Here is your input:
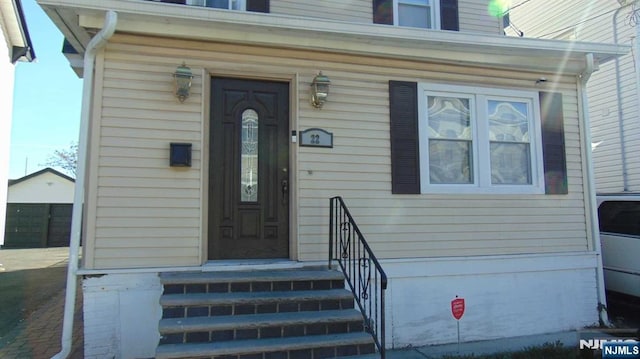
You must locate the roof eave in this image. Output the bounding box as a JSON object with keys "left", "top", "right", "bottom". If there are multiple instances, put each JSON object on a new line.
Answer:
{"left": 38, "top": 0, "right": 629, "bottom": 74}
{"left": 9, "top": 167, "right": 75, "bottom": 186}
{"left": 2, "top": 0, "right": 36, "bottom": 63}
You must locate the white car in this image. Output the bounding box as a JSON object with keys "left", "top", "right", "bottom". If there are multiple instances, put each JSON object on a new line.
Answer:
{"left": 597, "top": 194, "right": 640, "bottom": 298}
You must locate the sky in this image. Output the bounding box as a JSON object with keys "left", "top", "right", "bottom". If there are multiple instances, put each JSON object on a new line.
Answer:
{"left": 9, "top": 0, "right": 83, "bottom": 179}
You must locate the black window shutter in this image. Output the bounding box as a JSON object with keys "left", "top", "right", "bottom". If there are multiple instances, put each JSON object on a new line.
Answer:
{"left": 373, "top": 0, "right": 393, "bottom": 25}
{"left": 389, "top": 81, "right": 421, "bottom": 194}
{"left": 540, "top": 92, "right": 568, "bottom": 194}
{"left": 440, "top": 0, "right": 459, "bottom": 31}
{"left": 247, "top": 0, "right": 269, "bottom": 13}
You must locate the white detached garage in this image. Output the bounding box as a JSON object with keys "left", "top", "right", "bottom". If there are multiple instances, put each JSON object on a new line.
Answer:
{"left": 4, "top": 168, "right": 75, "bottom": 248}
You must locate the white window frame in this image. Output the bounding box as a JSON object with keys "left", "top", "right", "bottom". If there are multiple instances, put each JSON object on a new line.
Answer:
{"left": 186, "top": 0, "right": 246, "bottom": 11}
{"left": 393, "top": 0, "right": 440, "bottom": 29}
{"left": 418, "top": 83, "right": 545, "bottom": 194}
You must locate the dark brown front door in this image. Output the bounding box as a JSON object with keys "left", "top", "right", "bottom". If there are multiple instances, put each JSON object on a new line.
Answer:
{"left": 209, "top": 78, "right": 289, "bottom": 259}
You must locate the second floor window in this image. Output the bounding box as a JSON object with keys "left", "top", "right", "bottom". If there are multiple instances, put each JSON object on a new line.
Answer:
{"left": 186, "top": 0, "right": 245, "bottom": 10}
{"left": 374, "top": 0, "right": 458, "bottom": 31}
{"left": 396, "top": 0, "right": 437, "bottom": 29}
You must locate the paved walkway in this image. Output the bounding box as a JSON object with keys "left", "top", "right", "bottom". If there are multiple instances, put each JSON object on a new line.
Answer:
{"left": 0, "top": 248, "right": 83, "bottom": 359}
{"left": 0, "top": 285, "right": 84, "bottom": 359}
{"left": 0, "top": 248, "right": 71, "bottom": 272}
{"left": 389, "top": 331, "right": 578, "bottom": 358}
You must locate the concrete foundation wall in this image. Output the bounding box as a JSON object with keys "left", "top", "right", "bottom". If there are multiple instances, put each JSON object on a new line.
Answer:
{"left": 82, "top": 273, "right": 162, "bottom": 359}
{"left": 80, "top": 252, "right": 601, "bottom": 355}
{"left": 384, "top": 252, "right": 600, "bottom": 348}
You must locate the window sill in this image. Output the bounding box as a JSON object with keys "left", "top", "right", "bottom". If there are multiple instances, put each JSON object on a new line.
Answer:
{"left": 421, "top": 184, "right": 545, "bottom": 195}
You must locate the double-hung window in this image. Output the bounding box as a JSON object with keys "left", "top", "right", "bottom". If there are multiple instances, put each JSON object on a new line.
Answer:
{"left": 418, "top": 83, "right": 544, "bottom": 194}
{"left": 186, "top": 0, "right": 245, "bottom": 10}
{"left": 395, "top": 0, "right": 438, "bottom": 29}
{"left": 374, "top": 0, "right": 458, "bottom": 31}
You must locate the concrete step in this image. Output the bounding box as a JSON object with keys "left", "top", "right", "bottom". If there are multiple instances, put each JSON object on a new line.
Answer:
{"left": 160, "top": 288, "right": 356, "bottom": 320}
{"left": 160, "top": 309, "right": 364, "bottom": 334}
{"left": 161, "top": 288, "right": 354, "bottom": 307}
{"left": 160, "top": 268, "right": 344, "bottom": 285}
{"left": 340, "top": 354, "right": 381, "bottom": 359}
{"left": 161, "top": 268, "right": 347, "bottom": 296}
{"left": 155, "top": 332, "right": 376, "bottom": 359}
{"left": 156, "top": 269, "right": 378, "bottom": 358}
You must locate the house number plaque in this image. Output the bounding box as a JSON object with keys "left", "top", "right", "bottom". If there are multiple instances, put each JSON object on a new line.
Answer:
{"left": 300, "top": 128, "right": 333, "bottom": 148}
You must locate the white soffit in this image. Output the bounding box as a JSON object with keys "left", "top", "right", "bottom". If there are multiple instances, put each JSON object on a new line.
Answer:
{"left": 39, "top": 0, "right": 629, "bottom": 74}
{"left": 0, "top": 0, "right": 26, "bottom": 49}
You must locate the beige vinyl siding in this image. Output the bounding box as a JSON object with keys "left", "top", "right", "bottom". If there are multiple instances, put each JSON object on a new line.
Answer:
{"left": 589, "top": 54, "right": 636, "bottom": 192}
{"left": 509, "top": 0, "right": 640, "bottom": 192}
{"left": 588, "top": 60, "right": 623, "bottom": 182}
{"left": 459, "top": 0, "right": 502, "bottom": 35}
{"left": 85, "top": 34, "right": 588, "bottom": 268}
{"left": 506, "top": 1, "right": 583, "bottom": 39}
{"left": 271, "top": 0, "right": 501, "bottom": 34}
{"left": 271, "top": 0, "right": 371, "bottom": 23}
{"left": 613, "top": 34, "right": 640, "bottom": 191}
{"left": 86, "top": 51, "right": 205, "bottom": 269}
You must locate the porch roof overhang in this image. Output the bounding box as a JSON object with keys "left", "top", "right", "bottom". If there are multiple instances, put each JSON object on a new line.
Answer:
{"left": 1, "top": 0, "right": 35, "bottom": 63}
{"left": 38, "top": 0, "right": 629, "bottom": 75}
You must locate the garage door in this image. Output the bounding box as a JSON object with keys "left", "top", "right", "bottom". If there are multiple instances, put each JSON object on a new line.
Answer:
{"left": 3, "top": 203, "right": 73, "bottom": 248}
{"left": 47, "top": 204, "right": 73, "bottom": 247}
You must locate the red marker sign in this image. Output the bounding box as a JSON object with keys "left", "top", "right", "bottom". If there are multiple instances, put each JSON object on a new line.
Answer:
{"left": 451, "top": 297, "right": 465, "bottom": 320}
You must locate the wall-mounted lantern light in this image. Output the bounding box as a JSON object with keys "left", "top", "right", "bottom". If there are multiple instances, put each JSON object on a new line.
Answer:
{"left": 310, "top": 72, "right": 331, "bottom": 109}
{"left": 173, "top": 63, "right": 194, "bottom": 103}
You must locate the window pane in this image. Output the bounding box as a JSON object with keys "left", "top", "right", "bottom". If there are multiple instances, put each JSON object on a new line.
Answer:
{"left": 398, "top": 4, "right": 431, "bottom": 28}
{"left": 488, "top": 100, "right": 532, "bottom": 185}
{"left": 488, "top": 100, "right": 529, "bottom": 142}
{"left": 427, "top": 95, "right": 473, "bottom": 184}
{"left": 205, "top": 0, "right": 229, "bottom": 8}
{"left": 241, "top": 109, "right": 258, "bottom": 202}
{"left": 490, "top": 142, "right": 531, "bottom": 184}
{"left": 429, "top": 140, "right": 473, "bottom": 184}
{"left": 428, "top": 96, "right": 471, "bottom": 139}
{"left": 399, "top": 0, "right": 430, "bottom": 5}
{"left": 187, "top": 0, "right": 237, "bottom": 9}
{"left": 599, "top": 201, "right": 640, "bottom": 236}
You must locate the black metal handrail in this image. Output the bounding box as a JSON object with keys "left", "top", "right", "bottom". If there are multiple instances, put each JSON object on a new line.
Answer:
{"left": 329, "top": 196, "right": 387, "bottom": 359}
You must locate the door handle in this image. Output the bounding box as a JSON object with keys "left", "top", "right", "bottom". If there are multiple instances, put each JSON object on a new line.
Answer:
{"left": 281, "top": 179, "right": 289, "bottom": 203}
